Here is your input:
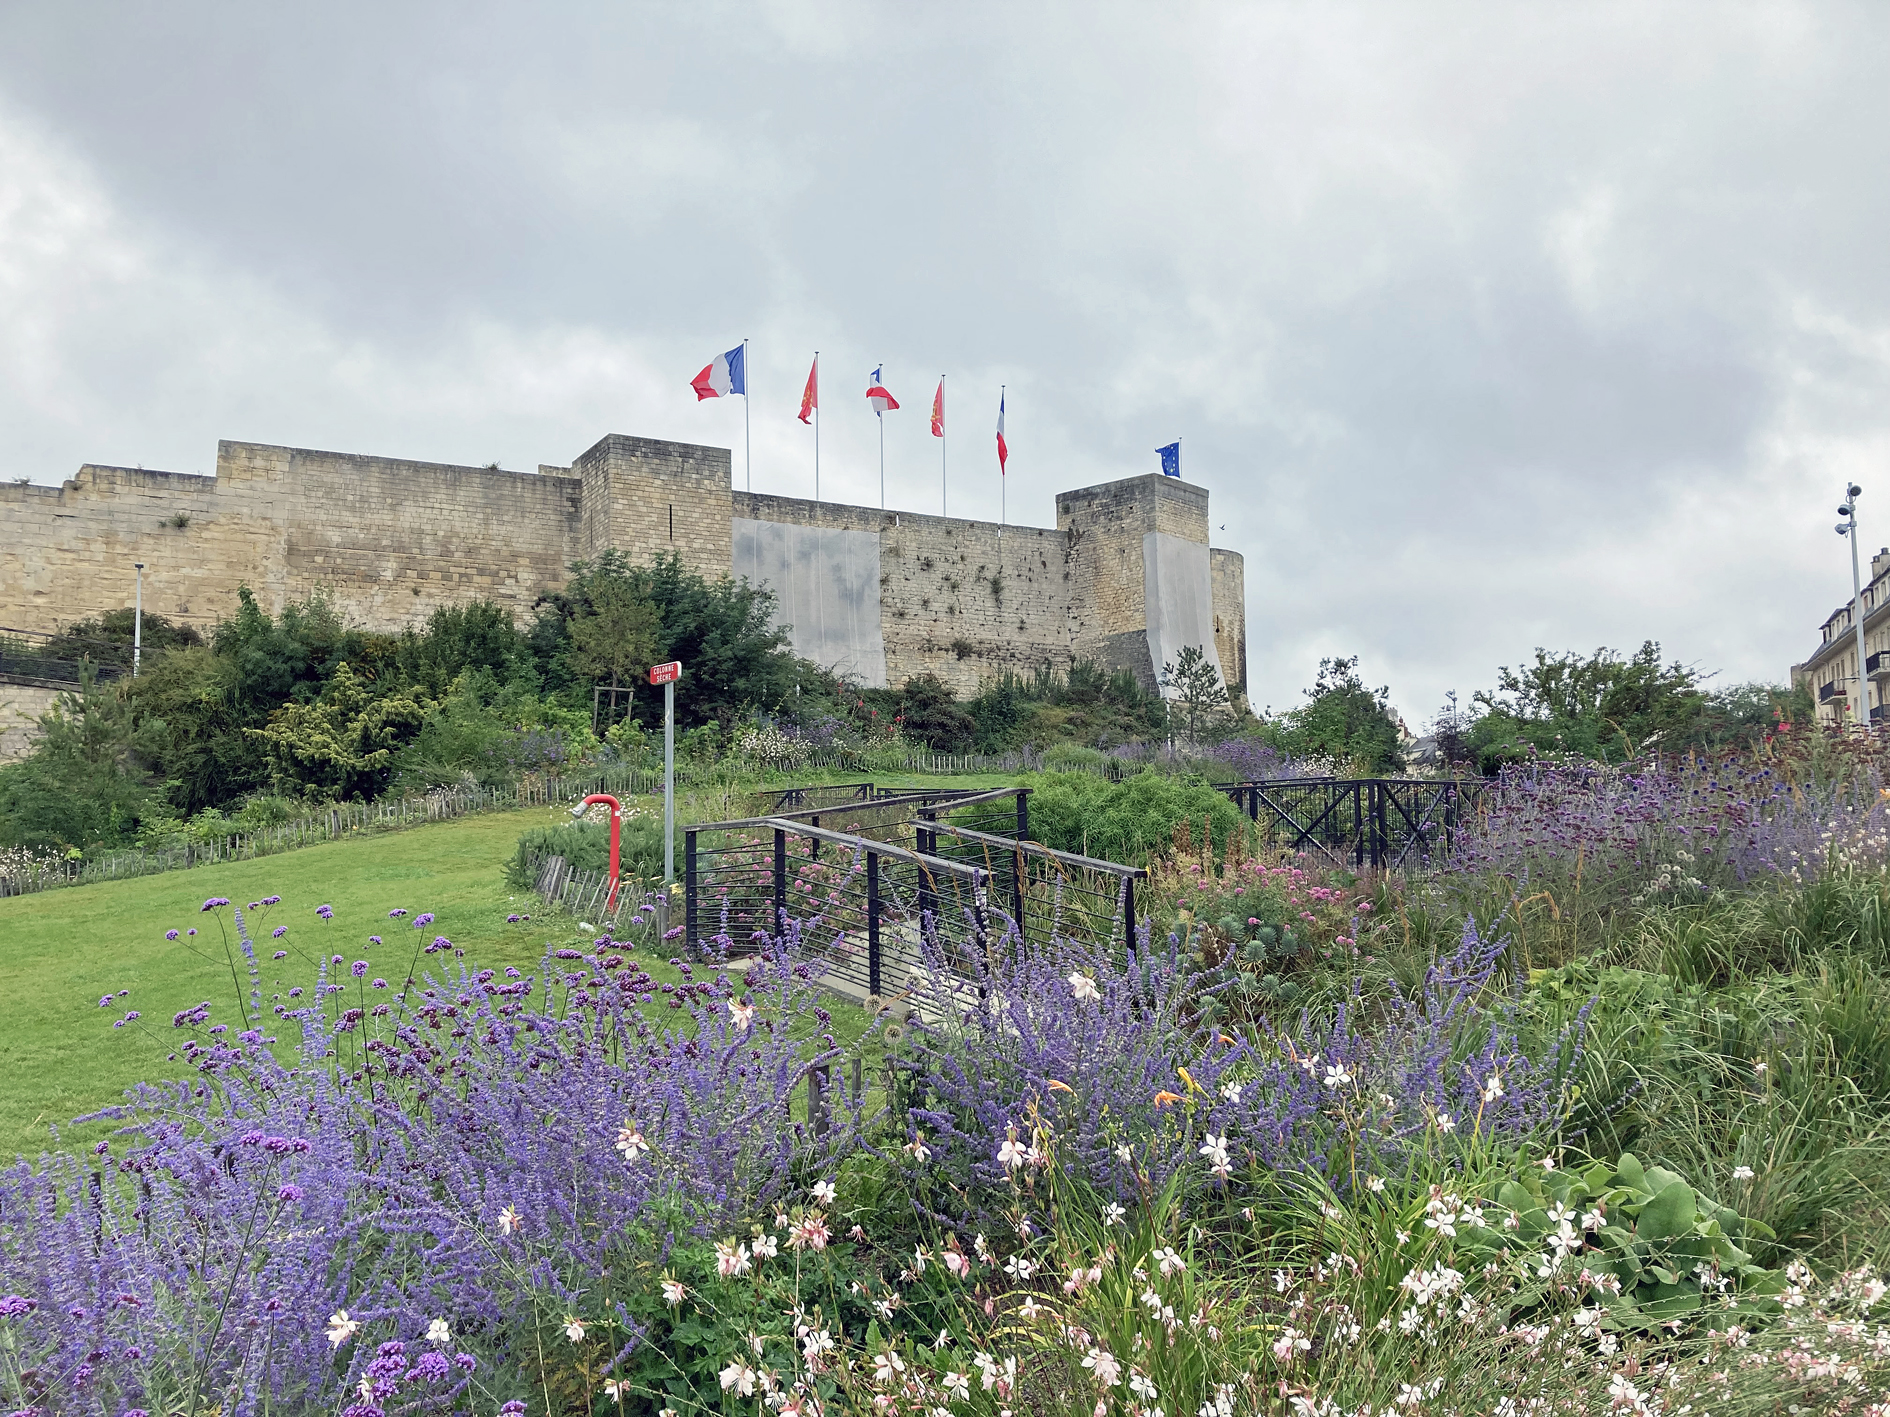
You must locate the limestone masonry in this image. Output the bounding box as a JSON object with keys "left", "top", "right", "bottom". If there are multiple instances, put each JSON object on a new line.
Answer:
{"left": 3, "top": 433, "right": 1246, "bottom": 702}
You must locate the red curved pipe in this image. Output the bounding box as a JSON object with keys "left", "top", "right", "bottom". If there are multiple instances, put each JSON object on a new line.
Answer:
{"left": 578, "top": 793, "right": 623, "bottom": 915}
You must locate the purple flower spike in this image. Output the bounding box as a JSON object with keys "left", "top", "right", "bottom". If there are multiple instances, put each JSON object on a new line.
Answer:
{"left": 164, "top": 929, "right": 179, "bottom": 941}
{"left": 276, "top": 1184, "right": 305, "bottom": 1203}
{"left": 316, "top": 904, "right": 334, "bottom": 920}
{"left": 97, "top": 995, "right": 114, "bottom": 1008}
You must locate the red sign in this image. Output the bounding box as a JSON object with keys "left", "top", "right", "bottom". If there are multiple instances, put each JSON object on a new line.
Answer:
{"left": 648, "top": 661, "right": 683, "bottom": 686}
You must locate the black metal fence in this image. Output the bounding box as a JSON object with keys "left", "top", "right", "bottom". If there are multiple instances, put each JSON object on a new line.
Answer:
{"left": 1224, "top": 777, "right": 1482, "bottom": 869}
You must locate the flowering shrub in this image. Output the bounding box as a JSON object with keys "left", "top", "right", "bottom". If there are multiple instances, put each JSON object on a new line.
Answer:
{"left": 0, "top": 899, "right": 844, "bottom": 1414}
{"left": 735, "top": 721, "right": 815, "bottom": 771}
{"left": 903, "top": 916, "right": 1577, "bottom": 1223}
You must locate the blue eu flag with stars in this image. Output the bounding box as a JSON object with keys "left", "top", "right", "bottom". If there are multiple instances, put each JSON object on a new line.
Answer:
{"left": 1157, "top": 442, "right": 1181, "bottom": 478}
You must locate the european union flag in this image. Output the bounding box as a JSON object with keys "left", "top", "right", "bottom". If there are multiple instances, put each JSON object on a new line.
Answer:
{"left": 1157, "top": 441, "right": 1181, "bottom": 478}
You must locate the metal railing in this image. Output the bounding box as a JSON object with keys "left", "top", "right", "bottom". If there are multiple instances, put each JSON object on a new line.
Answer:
{"left": 1224, "top": 777, "right": 1482, "bottom": 870}
{"left": 917, "top": 818, "right": 1145, "bottom": 951}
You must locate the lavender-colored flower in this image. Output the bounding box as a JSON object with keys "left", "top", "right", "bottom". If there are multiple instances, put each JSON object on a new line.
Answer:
{"left": 164, "top": 930, "right": 179, "bottom": 941}
{"left": 276, "top": 1184, "right": 305, "bottom": 1203}
{"left": 372, "top": 979, "right": 388, "bottom": 990}
{"left": 388, "top": 909, "right": 408, "bottom": 918}
{"left": 272, "top": 926, "right": 287, "bottom": 938}
{"left": 351, "top": 961, "right": 369, "bottom": 978}
{"left": 413, "top": 912, "right": 435, "bottom": 928}
{"left": 263, "top": 895, "right": 281, "bottom": 905}
{"left": 187, "top": 927, "right": 196, "bottom": 936}
{"left": 201, "top": 898, "right": 230, "bottom": 911}
{"left": 368, "top": 935, "right": 382, "bottom": 945}
{"left": 273, "top": 950, "right": 288, "bottom": 960}
{"left": 316, "top": 904, "right": 334, "bottom": 920}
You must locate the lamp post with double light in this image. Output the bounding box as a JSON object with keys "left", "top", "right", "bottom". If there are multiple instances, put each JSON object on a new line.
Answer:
{"left": 1837, "top": 483, "right": 1870, "bottom": 726}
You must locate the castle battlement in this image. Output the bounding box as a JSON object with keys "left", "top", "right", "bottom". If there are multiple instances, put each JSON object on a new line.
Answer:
{"left": 2, "top": 434, "right": 1245, "bottom": 700}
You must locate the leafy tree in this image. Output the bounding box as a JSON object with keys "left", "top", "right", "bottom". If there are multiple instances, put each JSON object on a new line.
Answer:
{"left": 895, "top": 674, "right": 976, "bottom": 752}
{"left": 248, "top": 662, "right": 432, "bottom": 800}
{"left": 125, "top": 646, "right": 270, "bottom": 814}
{"left": 1469, "top": 642, "right": 1706, "bottom": 769}
{"left": 395, "top": 601, "right": 528, "bottom": 697}
{"left": 0, "top": 667, "right": 163, "bottom": 849}
{"left": 566, "top": 580, "right": 661, "bottom": 729}
{"left": 1267, "top": 656, "right": 1405, "bottom": 775}
{"left": 39, "top": 608, "right": 203, "bottom": 669}
{"left": 1160, "top": 644, "right": 1231, "bottom": 742}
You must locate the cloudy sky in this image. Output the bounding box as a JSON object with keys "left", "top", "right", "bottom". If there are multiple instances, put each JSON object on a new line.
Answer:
{"left": 3, "top": 2, "right": 1887, "bottom": 723}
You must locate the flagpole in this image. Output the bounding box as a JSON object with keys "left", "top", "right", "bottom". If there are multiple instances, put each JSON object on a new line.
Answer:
{"left": 1000, "top": 384, "right": 1006, "bottom": 532}
{"left": 879, "top": 413, "right": 885, "bottom": 510}
{"left": 744, "top": 337, "right": 751, "bottom": 493}
{"left": 941, "top": 374, "right": 947, "bottom": 517}
{"left": 813, "top": 351, "right": 820, "bottom": 505}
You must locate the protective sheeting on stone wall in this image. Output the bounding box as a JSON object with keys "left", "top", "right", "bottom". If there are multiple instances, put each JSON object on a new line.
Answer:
{"left": 1142, "top": 531, "right": 1226, "bottom": 693}
{"left": 732, "top": 517, "right": 888, "bottom": 688}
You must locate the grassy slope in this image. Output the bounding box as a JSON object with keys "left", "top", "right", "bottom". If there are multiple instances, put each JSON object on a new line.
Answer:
{"left": 0, "top": 771, "right": 1003, "bottom": 1161}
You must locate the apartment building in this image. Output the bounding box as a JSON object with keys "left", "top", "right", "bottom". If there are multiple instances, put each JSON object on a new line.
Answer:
{"left": 1792, "top": 546, "right": 1890, "bottom": 724}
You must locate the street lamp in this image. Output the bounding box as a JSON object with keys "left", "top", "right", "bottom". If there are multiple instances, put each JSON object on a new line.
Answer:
{"left": 133, "top": 562, "right": 145, "bottom": 677}
{"left": 1836, "top": 484, "right": 1869, "bottom": 726}
{"left": 569, "top": 794, "right": 624, "bottom": 915}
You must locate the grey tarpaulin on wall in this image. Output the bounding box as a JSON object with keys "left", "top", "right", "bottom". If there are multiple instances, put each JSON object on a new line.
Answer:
{"left": 732, "top": 517, "right": 889, "bottom": 688}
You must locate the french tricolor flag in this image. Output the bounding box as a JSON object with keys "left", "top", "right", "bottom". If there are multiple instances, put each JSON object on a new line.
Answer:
{"left": 691, "top": 344, "right": 747, "bottom": 401}
{"left": 866, "top": 367, "right": 899, "bottom": 415}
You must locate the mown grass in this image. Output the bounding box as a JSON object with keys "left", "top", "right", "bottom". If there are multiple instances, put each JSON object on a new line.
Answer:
{"left": 0, "top": 771, "right": 1002, "bottom": 1161}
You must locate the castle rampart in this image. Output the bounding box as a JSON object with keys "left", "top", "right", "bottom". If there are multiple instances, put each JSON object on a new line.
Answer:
{"left": 3, "top": 432, "right": 1246, "bottom": 714}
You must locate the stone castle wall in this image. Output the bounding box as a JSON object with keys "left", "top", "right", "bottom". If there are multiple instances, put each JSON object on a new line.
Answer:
{"left": 4, "top": 433, "right": 1247, "bottom": 733}
{"left": 0, "top": 441, "right": 580, "bottom": 636}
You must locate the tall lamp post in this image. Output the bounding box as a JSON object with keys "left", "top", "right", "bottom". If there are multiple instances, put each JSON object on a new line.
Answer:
{"left": 1838, "top": 483, "right": 1869, "bottom": 725}
{"left": 133, "top": 562, "right": 144, "bottom": 677}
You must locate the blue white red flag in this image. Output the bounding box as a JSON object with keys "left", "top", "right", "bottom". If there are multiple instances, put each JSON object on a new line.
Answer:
{"left": 691, "top": 344, "right": 747, "bottom": 401}
{"left": 996, "top": 391, "right": 1008, "bottom": 473}
{"left": 1157, "top": 441, "right": 1181, "bottom": 478}
{"left": 866, "top": 367, "right": 900, "bottom": 415}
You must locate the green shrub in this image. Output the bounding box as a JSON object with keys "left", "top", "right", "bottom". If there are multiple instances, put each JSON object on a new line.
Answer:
{"left": 1040, "top": 742, "right": 1111, "bottom": 770}
{"left": 1016, "top": 768, "right": 1245, "bottom": 867}
{"left": 503, "top": 814, "right": 672, "bottom": 892}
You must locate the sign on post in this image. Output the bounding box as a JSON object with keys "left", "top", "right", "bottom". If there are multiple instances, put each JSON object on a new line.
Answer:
{"left": 649, "top": 661, "right": 683, "bottom": 891}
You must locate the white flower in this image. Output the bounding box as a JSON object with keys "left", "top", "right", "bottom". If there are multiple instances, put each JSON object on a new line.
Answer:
{"left": 1271, "top": 1325, "right": 1311, "bottom": 1364}
{"left": 716, "top": 1239, "right": 751, "bottom": 1277}
{"left": 1019, "top": 1295, "right": 1044, "bottom": 1320}
{"left": 496, "top": 1205, "right": 523, "bottom": 1235}
{"left": 1154, "top": 1246, "right": 1186, "bottom": 1278}
{"left": 1732, "top": 1165, "right": 1756, "bottom": 1181}
{"left": 1081, "top": 1347, "right": 1123, "bottom": 1386}
{"left": 1198, "top": 1133, "right": 1232, "bottom": 1178}
{"left": 997, "top": 1131, "right": 1029, "bottom": 1171}
{"left": 874, "top": 1349, "right": 907, "bottom": 1384}
{"left": 1219, "top": 1081, "right": 1243, "bottom": 1102}
{"left": 326, "top": 1309, "right": 360, "bottom": 1348}
{"left": 904, "top": 1132, "right": 932, "bottom": 1162}
{"left": 1115, "top": 1143, "right": 1134, "bottom": 1163}
{"left": 943, "top": 1371, "right": 972, "bottom": 1400}
{"left": 660, "top": 1277, "right": 687, "bottom": 1306}
{"left": 1581, "top": 1207, "right": 1606, "bottom": 1232}
{"left": 1480, "top": 1073, "right": 1505, "bottom": 1103}
{"left": 1366, "top": 1175, "right": 1386, "bottom": 1193}
{"left": 425, "top": 1316, "right": 451, "bottom": 1346}
{"left": 728, "top": 997, "right": 756, "bottom": 1030}
{"left": 752, "top": 1233, "right": 778, "bottom": 1259}
{"left": 943, "top": 1247, "right": 972, "bottom": 1278}
{"left": 913, "top": 1246, "right": 932, "bottom": 1274}
{"left": 721, "top": 1361, "right": 758, "bottom": 1396}
{"left": 603, "top": 1378, "right": 629, "bottom": 1399}
{"left": 1434, "top": 1111, "right": 1457, "bottom": 1134}
{"left": 812, "top": 1179, "right": 838, "bottom": 1205}
{"left": 615, "top": 1125, "right": 650, "bottom": 1160}
{"left": 564, "top": 1314, "right": 588, "bottom": 1343}
{"left": 1069, "top": 972, "right": 1101, "bottom": 1002}
{"left": 1322, "top": 1061, "right": 1354, "bottom": 1090}
{"left": 1129, "top": 1372, "right": 1159, "bottom": 1402}
{"left": 1103, "top": 1202, "right": 1127, "bottom": 1226}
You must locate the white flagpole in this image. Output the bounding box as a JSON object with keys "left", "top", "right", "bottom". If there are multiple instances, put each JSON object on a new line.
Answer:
{"left": 1000, "top": 384, "right": 1006, "bottom": 531}
{"left": 743, "top": 337, "right": 751, "bottom": 493}
{"left": 813, "top": 351, "right": 820, "bottom": 505}
{"left": 879, "top": 365, "right": 886, "bottom": 510}
{"left": 941, "top": 374, "right": 947, "bottom": 517}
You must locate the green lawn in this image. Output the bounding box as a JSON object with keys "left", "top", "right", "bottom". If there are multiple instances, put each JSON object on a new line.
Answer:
{"left": 0, "top": 772, "right": 1006, "bottom": 1161}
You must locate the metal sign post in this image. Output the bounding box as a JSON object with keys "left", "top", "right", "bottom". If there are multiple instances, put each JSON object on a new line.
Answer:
{"left": 650, "top": 661, "right": 683, "bottom": 888}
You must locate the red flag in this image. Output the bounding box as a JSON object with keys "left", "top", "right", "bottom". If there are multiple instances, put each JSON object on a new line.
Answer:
{"left": 798, "top": 355, "right": 818, "bottom": 425}
{"left": 995, "top": 389, "right": 1008, "bottom": 473}
{"left": 930, "top": 380, "right": 944, "bottom": 438}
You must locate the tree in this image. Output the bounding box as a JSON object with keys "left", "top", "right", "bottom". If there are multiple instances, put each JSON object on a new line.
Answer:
{"left": 0, "top": 666, "right": 164, "bottom": 849}
{"left": 1160, "top": 644, "right": 1230, "bottom": 742}
{"left": 396, "top": 600, "right": 528, "bottom": 697}
{"left": 39, "top": 609, "right": 203, "bottom": 669}
{"left": 1469, "top": 642, "right": 1706, "bottom": 769}
{"left": 565, "top": 580, "right": 661, "bottom": 730}
{"left": 1271, "top": 656, "right": 1404, "bottom": 775}
{"left": 248, "top": 662, "right": 432, "bottom": 801}
{"left": 896, "top": 674, "right": 976, "bottom": 752}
